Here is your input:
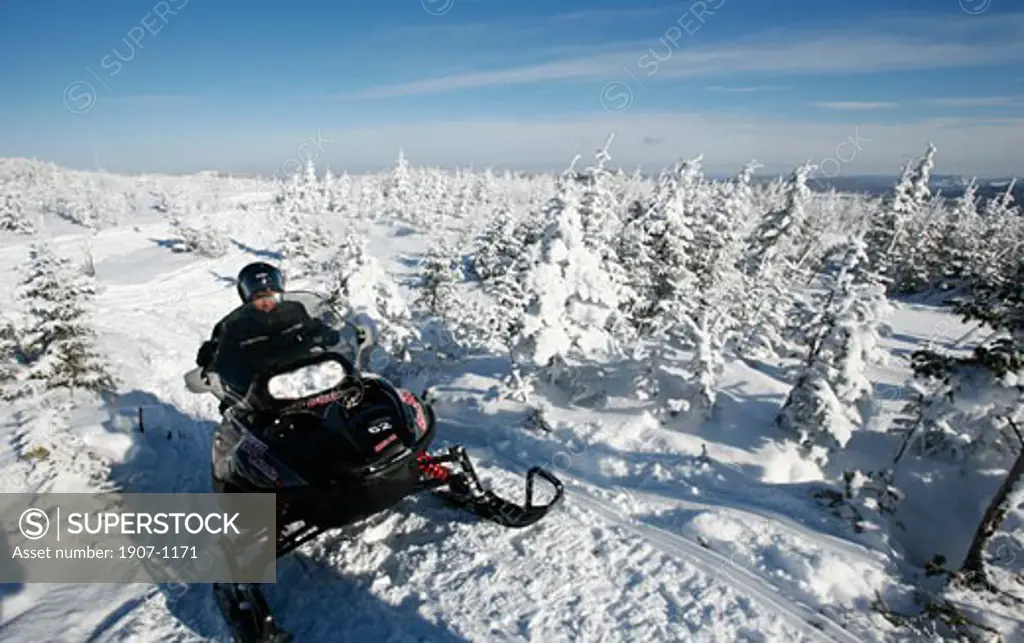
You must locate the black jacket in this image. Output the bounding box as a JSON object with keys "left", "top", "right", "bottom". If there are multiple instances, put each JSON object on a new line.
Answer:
{"left": 196, "top": 300, "right": 340, "bottom": 376}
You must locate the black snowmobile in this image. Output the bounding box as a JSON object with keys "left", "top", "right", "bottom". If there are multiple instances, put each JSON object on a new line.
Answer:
{"left": 183, "top": 291, "right": 564, "bottom": 643}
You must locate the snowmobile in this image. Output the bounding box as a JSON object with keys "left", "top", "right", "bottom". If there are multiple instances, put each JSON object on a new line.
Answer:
{"left": 183, "top": 291, "right": 564, "bottom": 643}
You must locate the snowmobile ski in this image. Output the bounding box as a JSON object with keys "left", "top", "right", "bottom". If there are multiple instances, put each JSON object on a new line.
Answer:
{"left": 424, "top": 446, "right": 565, "bottom": 529}
{"left": 213, "top": 582, "right": 294, "bottom": 643}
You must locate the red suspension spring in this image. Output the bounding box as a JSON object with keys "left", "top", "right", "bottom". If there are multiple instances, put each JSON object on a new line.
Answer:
{"left": 416, "top": 452, "right": 451, "bottom": 483}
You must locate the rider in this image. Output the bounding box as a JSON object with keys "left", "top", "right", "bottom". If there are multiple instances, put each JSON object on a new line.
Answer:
{"left": 196, "top": 262, "right": 341, "bottom": 409}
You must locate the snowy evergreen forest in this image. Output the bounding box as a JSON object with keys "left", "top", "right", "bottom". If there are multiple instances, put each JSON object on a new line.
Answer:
{"left": 0, "top": 139, "right": 1022, "bottom": 641}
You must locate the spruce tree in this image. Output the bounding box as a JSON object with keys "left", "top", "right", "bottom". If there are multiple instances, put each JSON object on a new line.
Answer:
{"left": 0, "top": 187, "right": 34, "bottom": 234}
{"left": 515, "top": 159, "right": 621, "bottom": 368}
{"left": 865, "top": 143, "right": 937, "bottom": 288}
{"left": 776, "top": 236, "right": 890, "bottom": 459}
{"left": 739, "top": 163, "right": 817, "bottom": 358}
{"left": 18, "top": 241, "right": 116, "bottom": 393}
{"left": 0, "top": 319, "right": 22, "bottom": 401}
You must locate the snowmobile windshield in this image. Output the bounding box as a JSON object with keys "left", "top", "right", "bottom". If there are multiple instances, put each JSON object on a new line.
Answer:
{"left": 210, "top": 291, "right": 360, "bottom": 402}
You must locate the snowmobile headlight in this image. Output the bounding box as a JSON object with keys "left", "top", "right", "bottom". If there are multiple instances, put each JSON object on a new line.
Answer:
{"left": 267, "top": 360, "right": 347, "bottom": 401}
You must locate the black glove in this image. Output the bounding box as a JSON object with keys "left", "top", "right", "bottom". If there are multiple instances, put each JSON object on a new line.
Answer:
{"left": 196, "top": 340, "right": 216, "bottom": 368}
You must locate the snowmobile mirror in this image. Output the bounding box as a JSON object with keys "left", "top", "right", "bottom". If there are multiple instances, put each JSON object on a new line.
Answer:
{"left": 353, "top": 323, "right": 375, "bottom": 371}
{"left": 184, "top": 367, "right": 212, "bottom": 394}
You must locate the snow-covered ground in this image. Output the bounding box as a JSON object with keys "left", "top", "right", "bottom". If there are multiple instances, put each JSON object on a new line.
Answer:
{"left": 0, "top": 154, "right": 1021, "bottom": 642}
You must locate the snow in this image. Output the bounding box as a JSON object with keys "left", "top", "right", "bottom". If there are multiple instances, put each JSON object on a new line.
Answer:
{"left": 0, "top": 153, "right": 1022, "bottom": 642}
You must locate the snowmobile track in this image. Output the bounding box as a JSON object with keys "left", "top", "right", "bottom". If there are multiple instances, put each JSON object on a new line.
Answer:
{"left": 475, "top": 434, "right": 860, "bottom": 643}
{"left": 563, "top": 480, "right": 861, "bottom": 643}
{"left": 622, "top": 484, "right": 884, "bottom": 571}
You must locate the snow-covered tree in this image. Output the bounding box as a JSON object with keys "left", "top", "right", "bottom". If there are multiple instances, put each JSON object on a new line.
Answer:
{"left": 382, "top": 149, "right": 418, "bottom": 223}
{"left": 277, "top": 209, "right": 320, "bottom": 279}
{"left": 471, "top": 197, "right": 521, "bottom": 281}
{"left": 776, "top": 236, "right": 891, "bottom": 460}
{"left": 449, "top": 172, "right": 474, "bottom": 222}
{"left": 615, "top": 197, "right": 659, "bottom": 329}
{"left": 514, "top": 159, "right": 622, "bottom": 369}
{"left": 936, "top": 177, "right": 982, "bottom": 288}
{"left": 738, "top": 163, "right": 817, "bottom": 358}
{"left": 321, "top": 230, "right": 369, "bottom": 310}
{"left": 742, "top": 162, "right": 816, "bottom": 280}
{"left": 974, "top": 179, "right": 1021, "bottom": 288}
{"left": 17, "top": 241, "right": 116, "bottom": 393}
{"left": 327, "top": 170, "right": 351, "bottom": 214}
{"left": 273, "top": 167, "right": 335, "bottom": 278}
{"left": 480, "top": 258, "right": 530, "bottom": 353}
{"left": 577, "top": 135, "right": 622, "bottom": 258}
{"left": 0, "top": 186, "right": 35, "bottom": 234}
{"left": 631, "top": 157, "right": 704, "bottom": 334}
{"left": 893, "top": 192, "right": 947, "bottom": 294}
{"left": 0, "top": 319, "right": 22, "bottom": 401}
{"left": 865, "top": 143, "right": 936, "bottom": 287}
{"left": 678, "top": 178, "right": 752, "bottom": 415}
{"left": 326, "top": 241, "right": 418, "bottom": 381}
{"left": 414, "top": 238, "right": 463, "bottom": 323}
{"left": 294, "top": 157, "right": 326, "bottom": 214}
{"left": 166, "top": 214, "right": 227, "bottom": 257}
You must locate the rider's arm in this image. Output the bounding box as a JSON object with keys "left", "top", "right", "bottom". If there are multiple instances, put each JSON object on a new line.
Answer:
{"left": 196, "top": 320, "right": 225, "bottom": 368}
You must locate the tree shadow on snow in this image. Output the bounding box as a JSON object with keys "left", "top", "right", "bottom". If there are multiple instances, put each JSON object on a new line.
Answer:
{"left": 888, "top": 331, "right": 932, "bottom": 347}
{"left": 0, "top": 527, "right": 26, "bottom": 624}
{"left": 395, "top": 253, "right": 424, "bottom": 268}
{"left": 737, "top": 357, "right": 793, "bottom": 384}
{"left": 146, "top": 470, "right": 482, "bottom": 640}
{"left": 128, "top": 553, "right": 470, "bottom": 643}
{"left": 691, "top": 385, "right": 785, "bottom": 455}
{"left": 98, "top": 389, "right": 216, "bottom": 494}
{"left": 209, "top": 270, "right": 240, "bottom": 288}
{"left": 147, "top": 238, "right": 187, "bottom": 252}
{"left": 270, "top": 553, "right": 471, "bottom": 642}
{"left": 229, "top": 238, "right": 283, "bottom": 261}
{"left": 82, "top": 550, "right": 470, "bottom": 643}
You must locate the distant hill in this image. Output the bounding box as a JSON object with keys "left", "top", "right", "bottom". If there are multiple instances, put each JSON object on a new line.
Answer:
{"left": 750, "top": 174, "right": 1021, "bottom": 204}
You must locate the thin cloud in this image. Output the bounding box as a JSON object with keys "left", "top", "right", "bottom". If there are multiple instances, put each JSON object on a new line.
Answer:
{"left": 104, "top": 94, "right": 202, "bottom": 104}
{"left": 706, "top": 85, "right": 788, "bottom": 92}
{"left": 931, "top": 96, "right": 1021, "bottom": 107}
{"left": 377, "top": 7, "right": 673, "bottom": 39}
{"left": 337, "top": 13, "right": 1024, "bottom": 100}
{"left": 811, "top": 101, "right": 898, "bottom": 109}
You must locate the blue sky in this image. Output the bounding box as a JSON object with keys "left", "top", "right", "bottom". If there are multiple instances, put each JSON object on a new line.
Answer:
{"left": 1, "top": 0, "right": 1022, "bottom": 176}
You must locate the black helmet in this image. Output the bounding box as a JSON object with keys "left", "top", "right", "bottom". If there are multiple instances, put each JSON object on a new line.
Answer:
{"left": 236, "top": 262, "right": 285, "bottom": 303}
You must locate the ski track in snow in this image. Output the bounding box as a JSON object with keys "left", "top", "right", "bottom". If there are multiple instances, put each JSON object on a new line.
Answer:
{"left": 566, "top": 488, "right": 855, "bottom": 643}
{"left": 450, "top": 429, "right": 860, "bottom": 643}
{"left": 0, "top": 207, "right": 953, "bottom": 642}
{"left": 473, "top": 445, "right": 856, "bottom": 642}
